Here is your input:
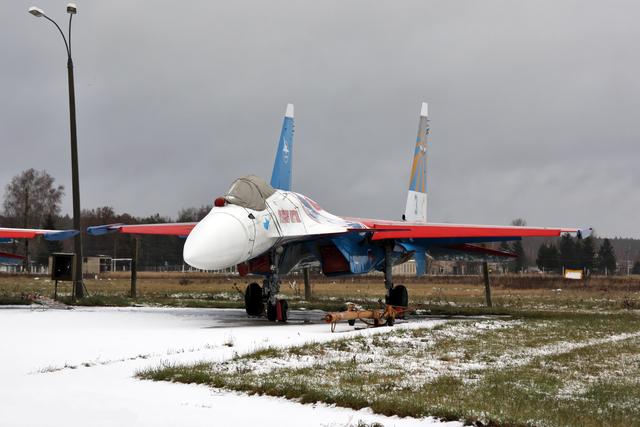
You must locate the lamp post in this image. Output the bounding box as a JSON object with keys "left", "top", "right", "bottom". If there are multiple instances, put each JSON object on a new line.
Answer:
{"left": 29, "top": 3, "right": 84, "bottom": 298}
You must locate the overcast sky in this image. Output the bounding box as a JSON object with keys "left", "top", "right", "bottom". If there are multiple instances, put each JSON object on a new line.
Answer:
{"left": 1, "top": 1, "right": 638, "bottom": 237}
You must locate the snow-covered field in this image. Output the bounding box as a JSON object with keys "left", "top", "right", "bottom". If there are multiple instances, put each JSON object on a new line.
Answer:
{"left": 0, "top": 306, "right": 460, "bottom": 427}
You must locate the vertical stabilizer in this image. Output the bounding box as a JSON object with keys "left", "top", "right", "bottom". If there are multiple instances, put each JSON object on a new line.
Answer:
{"left": 270, "top": 103, "right": 295, "bottom": 191}
{"left": 404, "top": 102, "right": 429, "bottom": 223}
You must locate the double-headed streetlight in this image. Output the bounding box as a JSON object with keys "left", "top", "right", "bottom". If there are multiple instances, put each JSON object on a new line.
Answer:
{"left": 29, "top": 3, "right": 84, "bottom": 298}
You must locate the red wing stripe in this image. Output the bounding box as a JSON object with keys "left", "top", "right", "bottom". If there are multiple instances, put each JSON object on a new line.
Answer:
{"left": 0, "top": 230, "right": 38, "bottom": 239}
{"left": 118, "top": 223, "right": 197, "bottom": 236}
{"left": 369, "top": 224, "right": 575, "bottom": 241}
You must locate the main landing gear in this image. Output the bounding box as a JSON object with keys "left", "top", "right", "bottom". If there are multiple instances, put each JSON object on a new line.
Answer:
{"left": 382, "top": 244, "right": 409, "bottom": 315}
{"left": 244, "top": 248, "right": 289, "bottom": 322}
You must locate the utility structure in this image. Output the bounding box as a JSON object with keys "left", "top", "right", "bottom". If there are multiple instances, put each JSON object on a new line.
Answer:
{"left": 29, "top": 3, "right": 84, "bottom": 298}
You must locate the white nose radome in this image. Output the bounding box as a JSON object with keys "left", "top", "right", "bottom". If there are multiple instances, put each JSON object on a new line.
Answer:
{"left": 183, "top": 212, "right": 250, "bottom": 270}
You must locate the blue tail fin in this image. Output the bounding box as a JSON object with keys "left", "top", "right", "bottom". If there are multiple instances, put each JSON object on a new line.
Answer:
{"left": 270, "top": 104, "right": 295, "bottom": 191}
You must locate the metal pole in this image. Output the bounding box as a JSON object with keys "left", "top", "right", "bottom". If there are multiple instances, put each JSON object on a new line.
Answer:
{"left": 303, "top": 267, "right": 312, "bottom": 300}
{"left": 482, "top": 261, "right": 492, "bottom": 308}
{"left": 33, "top": 10, "right": 84, "bottom": 298}
{"left": 67, "top": 55, "right": 84, "bottom": 298}
{"left": 131, "top": 237, "right": 139, "bottom": 298}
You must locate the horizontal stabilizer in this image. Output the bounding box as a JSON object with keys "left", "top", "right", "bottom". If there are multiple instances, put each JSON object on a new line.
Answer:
{"left": 447, "top": 243, "right": 517, "bottom": 258}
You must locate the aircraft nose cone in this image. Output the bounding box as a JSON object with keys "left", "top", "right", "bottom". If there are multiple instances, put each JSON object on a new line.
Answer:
{"left": 183, "top": 212, "right": 250, "bottom": 270}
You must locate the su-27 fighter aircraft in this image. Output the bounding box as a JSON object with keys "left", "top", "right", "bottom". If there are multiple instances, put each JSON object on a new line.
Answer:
{"left": 0, "top": 228, "right": 79, "bottom": 265}
{"left": 88, "top": 103, "right": 591, "bottom": 321}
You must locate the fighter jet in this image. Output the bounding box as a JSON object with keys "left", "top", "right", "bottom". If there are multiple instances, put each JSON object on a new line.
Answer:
{"left": 88, "top": 103, "right": 589, "bottom": 321}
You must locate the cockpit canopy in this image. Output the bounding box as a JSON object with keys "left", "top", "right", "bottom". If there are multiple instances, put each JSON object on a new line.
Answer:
{"left": 224, "top": 175, "right": 275, "bottom": 211}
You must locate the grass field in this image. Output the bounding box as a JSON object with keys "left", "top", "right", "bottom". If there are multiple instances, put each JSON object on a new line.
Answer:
{"left": 4, "top": 271, "right": 640, "bottom": 425}
{"left": 1, "top": 271, "right": 639, "bottom": 313}
{"left": 139, "top": 312, "right": 640, "bottom": 427}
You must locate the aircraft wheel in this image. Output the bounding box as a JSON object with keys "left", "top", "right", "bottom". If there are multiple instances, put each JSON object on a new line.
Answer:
{"left": 277, "top": 299, "right": 289, "bottom": 322}
{"left": 387, "top": 284, "right": 408, "bottom": 307}
{"left": 386, "top": 316, "right": 395, "bottom": 327}
{"left": 348, "top": 319, "right": 356, "bottom": 326}
{"left": 267, "top": 299, "right": 288, "bottom": 322}
{"left": 244, "top": 282, "right": 264, "bottom": 316}
{"left": 267, "top": 302, "right": 277, "bottom": 321}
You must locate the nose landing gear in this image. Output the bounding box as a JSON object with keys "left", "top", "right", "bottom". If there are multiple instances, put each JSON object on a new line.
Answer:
{"left": 243, "top": 280, "right": 289, "bottom": 322}
{"left": 243, "top": 247, "right": 289, "bottom": 322}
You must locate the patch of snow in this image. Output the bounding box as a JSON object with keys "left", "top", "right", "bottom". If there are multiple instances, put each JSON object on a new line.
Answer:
{"left": 0, "top": 306, "right": 458, "bottom": 427}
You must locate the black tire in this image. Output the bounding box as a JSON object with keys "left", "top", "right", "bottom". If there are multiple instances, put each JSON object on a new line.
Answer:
{"left": 348, "top": 319, "right": 356, "bottom": 326}
{"left": 267, "top": 302, "right": 277, "bottom": 321}
{"left": 244, "top": 282, "right": 264, "bottom": 316}
{"left": 387, "top": 284, "right": 409, "bottom": 307}
{"left": 386, "top": 317, "right": 395, "bottom": 327}
{"left": 278, "top": 299, "right": 289, "bottom": 322}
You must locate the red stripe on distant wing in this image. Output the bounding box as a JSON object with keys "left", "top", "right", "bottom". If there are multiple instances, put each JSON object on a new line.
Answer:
{"left": 0, "top": 251, "right": 25, "bottom": 260}
{"left": 118, "top": 223, "right": 197, "bottom": 236}
{"left": 0, "top": 230, "right": 38, "bottom": 239}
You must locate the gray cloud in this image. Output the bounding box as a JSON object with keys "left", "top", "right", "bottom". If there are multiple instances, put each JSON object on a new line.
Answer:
{"left": 1, "top": 0, "right": 638, "bottom": 237}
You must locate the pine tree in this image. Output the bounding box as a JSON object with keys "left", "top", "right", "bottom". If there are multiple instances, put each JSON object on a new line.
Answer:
{"left": 513, "top": 240, "right": 527, "bottom": 273}
{"left": 536, "top": 243, "right": 559, "bottom": 273}
{"left": 559, "top": 234, "right": 577, "bottom": 270}
{"left": 597, "top": 239, "right": 617, "bottom": 275}
{"left": 498, "top": 241, "right": 512, "bottom": 273}
{"left": 547, "top": 244, "right": 560, "bottom": 273}
{"left": 579, "top": 236, "right": 596, "bottom": 273}
{"left": 536, "top": 244, "right": 547, "bottom": 271}
{"left": 509, "top": 219, "right": 527, "bottom": 273}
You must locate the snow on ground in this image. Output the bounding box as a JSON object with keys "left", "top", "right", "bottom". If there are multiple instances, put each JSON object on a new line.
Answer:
{"left": 0, "top": 306, "right": 460, "bottom": 427}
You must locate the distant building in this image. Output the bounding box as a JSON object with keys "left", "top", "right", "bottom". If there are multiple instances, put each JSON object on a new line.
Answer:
{"left": 82, "top": 256, "right": 112, "bottom": 275}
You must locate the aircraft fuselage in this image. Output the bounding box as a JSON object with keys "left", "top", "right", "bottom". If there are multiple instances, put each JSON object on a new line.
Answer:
{"left": 183, "top": 190, "right": 364, "bottom": 271}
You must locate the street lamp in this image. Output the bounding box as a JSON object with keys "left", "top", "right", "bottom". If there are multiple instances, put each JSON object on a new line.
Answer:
{"left": 29, "top": 3, "right": 84, "bottom": 298}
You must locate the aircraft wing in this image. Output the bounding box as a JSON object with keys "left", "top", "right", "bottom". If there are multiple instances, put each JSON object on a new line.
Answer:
{"left": 87, "top": 223, "right": 197, "bottom": 237}
{"left": 355, "top": 221, "right": 587, "bottom": 242}
{"left": 0, "top": 251, "right": 25, "bottom": 265}
{"left": 342, "top": 218, "right": 591, "bottom": 244}
{"left": 0, "top": 227, "right": 79, "bottom": 241}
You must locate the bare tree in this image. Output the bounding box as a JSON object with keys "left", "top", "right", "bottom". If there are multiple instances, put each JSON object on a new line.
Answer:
{"left": 3, "top": 169, "right": 64, "bottom": 271}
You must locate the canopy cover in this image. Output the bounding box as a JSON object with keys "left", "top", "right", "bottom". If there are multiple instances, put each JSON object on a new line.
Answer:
{"left": 224, "top": 175, "right": 275, "bottom": 211}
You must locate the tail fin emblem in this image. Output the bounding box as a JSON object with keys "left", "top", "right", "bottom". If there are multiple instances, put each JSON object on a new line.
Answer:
{"left": 282, "top": 138, "right": 289, "bottom": 164}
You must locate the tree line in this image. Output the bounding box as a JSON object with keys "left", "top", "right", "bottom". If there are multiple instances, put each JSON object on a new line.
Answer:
{"left": 1, "top": 169, "right": 211, "bottom": 270}
{"left": 535, "top": 235, "right": 617, "bottom": 275}
{"left": 1, "top": 169, "right": 639, "bottom": 274}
